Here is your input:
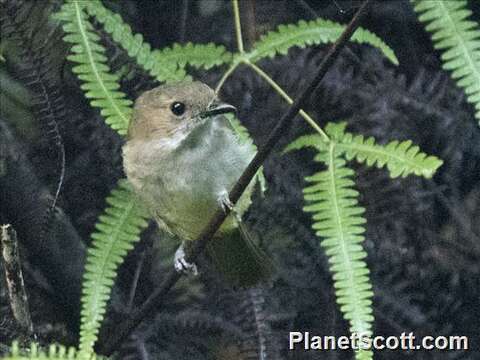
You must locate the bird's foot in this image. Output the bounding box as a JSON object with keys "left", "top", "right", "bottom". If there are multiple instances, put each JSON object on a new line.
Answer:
{"left": 174, "top": 243, "right": 198, "bottom": 276}
{"left": 218, "top": 191, "right": 244, "bottom": 224}
{"left": 218, "top": 190, "right": 234, "bottom": 213}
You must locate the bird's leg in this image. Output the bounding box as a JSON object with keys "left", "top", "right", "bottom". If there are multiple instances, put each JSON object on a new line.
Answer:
{"left": 218, "top": 190, "right": 247, "bottom": 231}
{"left": 218, "top": 191, "right": 232, "bottom": 210}
{"left": 174, "top": 242, "right": 198, "bottom": 276}
{"left": 217, "top": 190, "right": 240, "bottom": 220}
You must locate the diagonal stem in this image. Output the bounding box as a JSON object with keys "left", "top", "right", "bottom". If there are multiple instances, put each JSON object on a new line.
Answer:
{"left": 97, "top": 0, "right": 372, "bottom": 355}
{"left": 232, "top": 0, "right": 245, "bottom": 53}
{"left": 214, "top": 60, "right": 241, "bottom": 94}
{"left": 246, "top": 60, "right": 330, "bottom": 142}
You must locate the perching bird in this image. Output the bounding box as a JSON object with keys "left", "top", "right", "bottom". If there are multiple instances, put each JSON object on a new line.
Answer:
{"left": 122, "top": 81, "right": 272, "bottom": 286}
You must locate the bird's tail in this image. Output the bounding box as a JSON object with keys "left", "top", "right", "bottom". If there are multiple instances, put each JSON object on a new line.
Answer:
{"left": 206, "top": 226, "right": 273, "bottom": 287}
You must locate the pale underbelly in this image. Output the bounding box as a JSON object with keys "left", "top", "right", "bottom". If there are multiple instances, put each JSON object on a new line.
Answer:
{"left": 125, "top": 115, "right": 256, "bottom": 240}
{"left": 142, "top": 175, "right": 241, "bottom": 241}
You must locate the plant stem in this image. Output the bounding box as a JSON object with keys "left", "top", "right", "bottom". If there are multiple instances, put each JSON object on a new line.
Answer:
{"left": 178, "top": 0, "right": 189, "bottom": 43}
{"left": 246, "top": 60, "right": 330, "bottom": 142}
{"left": 232, "top": 0, "right": 245, "bottom": 53}
{"left": 215, "top": 60, "right": 240, "bottom": 94}
{"left": 242, "top": 0, "right": 256, "bottom": 51}
{"left": 98, "top": 0, "right": 372, "bottom": 355}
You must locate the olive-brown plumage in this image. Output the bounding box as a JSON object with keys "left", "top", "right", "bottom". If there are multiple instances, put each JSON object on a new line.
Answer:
{"left": 123, "top": 81, "right": 271, "bottom": 286}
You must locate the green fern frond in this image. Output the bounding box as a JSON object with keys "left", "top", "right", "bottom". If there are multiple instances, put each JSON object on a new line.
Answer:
{"left": 82, "top": 0, "right": 179, "bottom": 82}
{"left": 78, "top": 179, "right": 149, "bottom": 357}
{"left": 412, "top": 0, "right": 480, "bottom": 124}
{"left": 158, "top": 42, "right": 232, "bottom": 71}
{"left": 304, "top": 145, "right": 373, "bottom": 360}
{"left": 54, "top": 1, "right": 132, "bottom": 135}
{"left": 4, "top": 342, "right": 84, "bottom": 360}
{"left": 244, "top": 18, "right": 398, "bottom": 65}
{"left": 287, "top": 122, "right": 443, "bottom": 178}
{"left": 284, "top": 133, "right": 328, "bottom": 153}
{"left": 84, "top": 0, "right": 232, "bottom": 83}
{"left": 286, "top": 121, "right": 443, "bottom": 359}
{"left": 326, "top": 122, "right": 443, "bottom": 178}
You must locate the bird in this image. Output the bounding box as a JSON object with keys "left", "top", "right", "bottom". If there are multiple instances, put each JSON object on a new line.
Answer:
{"left": 122, "top": 81, "right": 272, "bottom": 287}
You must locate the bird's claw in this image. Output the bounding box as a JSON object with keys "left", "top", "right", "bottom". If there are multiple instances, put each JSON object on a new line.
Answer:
{"left": 174, "top": 243, "right": 198, "bottom": 276}
{"left": 218, "top": 190, "right": 234, "bottom": 213}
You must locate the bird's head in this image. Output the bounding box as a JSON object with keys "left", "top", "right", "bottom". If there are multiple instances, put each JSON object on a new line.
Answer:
{"left": 128, "top": 81, "right": 236, "bottom": 142}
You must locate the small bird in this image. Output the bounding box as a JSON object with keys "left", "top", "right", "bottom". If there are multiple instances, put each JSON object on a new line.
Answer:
{"left": 122, "top": 81, "right": 271, "bottom": 286}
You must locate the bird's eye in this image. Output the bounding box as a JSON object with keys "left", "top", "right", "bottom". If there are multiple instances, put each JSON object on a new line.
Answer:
{"left": 170, "top": 101, "right": 186, "bottom": 116}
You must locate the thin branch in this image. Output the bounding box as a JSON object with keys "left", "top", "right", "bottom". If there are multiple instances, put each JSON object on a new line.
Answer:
{"left": 126, "top": 250, "right": 146, "bottom": 313}
{"left": 0, "top": 119, "right": 85, "bottom": 325}
{"left": 215, "top": 60, "right": 241, "bottom": 94}
{"left": 98, "top": 0, "right": 372, "bottom": 355}
{"left": 241, "top": 0, "right": 256, "bottom": 51}
{"left": 1, "top": 224, "right": 35, "bottom": 341}
{"left": 178, "top": 0, "right": 189, "bottom": 43}
{"left": 246, "top": 60, "right": 330, "bottom": 142}
{"left": 232, "top": 0, "right": 245, "bottom": 53}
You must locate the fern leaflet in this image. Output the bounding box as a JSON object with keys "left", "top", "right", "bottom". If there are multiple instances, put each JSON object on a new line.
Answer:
{"left": 411, "top": 0, "right": 480, "bottom": 124}
{"left": 78, "top": 180, "right": 149, "bottom": 357}
{"left": 158, "top": 42, "right": 232, "bottom": 71}
{"left": 244, "top": 18, "right": 398, "bottom": 65}
{"left": 287, "top": 122, "right": 443, "bottom": 178}
{"left": 54, "top": 1, "right": 132, "bottom": 135}
{"left": 84, "top": 0, "right": 232, "bottom": 83}
{"left": 305, "top": 144, "right": 373, "bottom": 360}
{"left": 4, "top": 342, "right": 86, "bottom": 360}
{"left": 286, "top": 121, "right": 444, "bottom": 359}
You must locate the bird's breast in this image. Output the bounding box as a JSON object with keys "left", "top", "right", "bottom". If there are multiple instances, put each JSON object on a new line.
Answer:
{"left": 123, "top": 116, "right": 255, "bottom": 240}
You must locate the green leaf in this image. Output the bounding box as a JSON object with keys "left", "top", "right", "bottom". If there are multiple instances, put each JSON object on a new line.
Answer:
{"left": 78, "top": 180, "right": 149, "bottom": 357}
{"left": 285, "top": 133, "right": 329, "bottom": 153}
{"left": 285, "top": 120, "right": 444, "bottom": 360}
{"left": 244, "top": 18, "right": 398, "bottom": 65}
{"left": 286, "top": 122, "right": 443, "bottom": 179}
{"left": 157, "top": 42, "right": 233, "bottom": 71}
{"left": 54, "top": 1, "right": 132, "bottom": 135}
{"left": 325, "top": 122, "right": 443, "bottom": 178}
{"left": 4, "top": 342, "right": 87, "bottom": 360}
{"left": 84, "top": 0, "right": 232, "bottom": 83}
{"left": 303, "top": 145, "right": 373, "bottom": 360}
{"left": 412, "top": 0, "right": 480, "bottom": 125}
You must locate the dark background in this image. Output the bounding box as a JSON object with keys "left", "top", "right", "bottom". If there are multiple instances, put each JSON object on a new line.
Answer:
{"left": 1, "top": 0, "right": 479, "bottom": 359}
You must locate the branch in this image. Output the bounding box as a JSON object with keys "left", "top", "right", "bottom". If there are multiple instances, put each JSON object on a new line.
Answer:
{"left": 98, "top": 0, "right": 372, "bottom": 355}
{"left": 0, "top": 119, "right": 85, "bottom": 328}
{"left": 241, "top": 0, "right": 257, "bottom": 51}
{"left": 1, "top": 224, "right": 35, "bottom": 342}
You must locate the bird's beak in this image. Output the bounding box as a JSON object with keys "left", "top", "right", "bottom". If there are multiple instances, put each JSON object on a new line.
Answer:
{"left": 201, "top": 101, "right": 237, "bottom": 118}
